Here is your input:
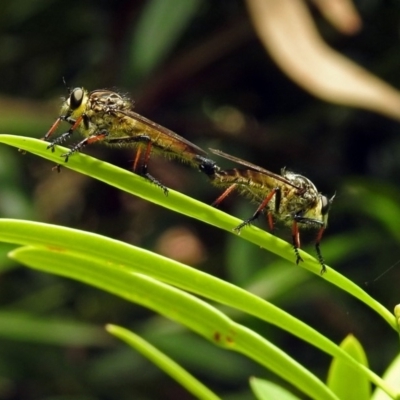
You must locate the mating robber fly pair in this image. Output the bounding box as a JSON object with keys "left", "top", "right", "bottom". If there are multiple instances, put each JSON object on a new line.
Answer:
{"left": 43, "top": 86, "right": 333, "bottom": 273}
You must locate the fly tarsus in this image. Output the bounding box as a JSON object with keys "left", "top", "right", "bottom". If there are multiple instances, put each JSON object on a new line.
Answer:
{"left": 108, "top": 135, "right": 169, "bottom": 195}
{"left": 233, "top": 217, "right": 254, "bottom": 234}
{"left": 61, "top": 142, "right": 83, "bottom": 162}
{"left": 315, "top": 242, "right": 326, "bottom": 275}
{"left": 315, "top": 227, "right": 326, "bottom": 274}
{"left": 293, "top": 215, "right": 327, "bottom": 274}
{"left": 47, "top": 130, "right": 74, "bottom": 152}
{"left": 142, "top": 172, "right": 169, "bottom": 196}
{"left": 293, "top": 244, "right": 304, "bottom": 265}
{"left": 292, "top": 221, "right": 303, "bottom": 265}
{"left": 233, "top": 190, "right": 278, "bottom": 234}
{"left": 134, "top": 159, "right": 169, "bottom": 196}
{"left": 61, "top": 131, "right": 109, "bottom": 162}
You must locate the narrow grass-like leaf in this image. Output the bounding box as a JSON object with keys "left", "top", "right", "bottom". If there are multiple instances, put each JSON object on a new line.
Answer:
{"left": 129, "top": 0, "right": 202, "bottom": 77}
{"left": 106, "top": 324, "right": 221, "bottom": 400}
{"left": 0, "top": 219, "right": 397, "bottom": 398}
{"left": 10, "top": 245, "right": 340, "bottom": 400}
{"left": 0, "top": 311, "right": 110, "bottom": 346}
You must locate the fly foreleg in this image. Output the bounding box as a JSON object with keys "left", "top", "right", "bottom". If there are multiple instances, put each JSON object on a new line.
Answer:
{"left": 293, "top": 213, "right": 326, "bottom": 274}
{"left": 46, "top": 115, "right": 84, "bottom": 152}
{"left": 315, "top": 227, "right": 326, "bottom": 274}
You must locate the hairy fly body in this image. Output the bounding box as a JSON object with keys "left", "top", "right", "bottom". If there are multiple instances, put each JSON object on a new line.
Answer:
{"left": 43, "top": 87, "right": 210, "bottom": 194}
{"left": 204, "top": 149, "right": 334, "bottom": 274}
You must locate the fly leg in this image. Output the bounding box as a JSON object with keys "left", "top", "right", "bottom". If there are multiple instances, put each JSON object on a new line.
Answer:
{"left": 45, "top": 115, "right": 84, "bottom": 152}
{"left": 293, "top": 214, "right": 326, "bottom": 274}
{"left": 136, "top": 139, "right": 169, "bottom": 196}
{"left": 198, "top": 161, "right": 239, "bottom": 206}
{"left": 62, "top": 130, "right": 109, "bottom": 162}
{"left": 291, "top": 220, "right": 303, "bottom": 265}
{"left": 234, "top": 187, "right": 280, "bottom": 233}
{"left": 42, "top": 117, "right": 63, "bottom": 141}
{"left": 212, "top": 184, "right": 238, "bottom": 207}
{"left": 315, "top": 227, "right": 326, "bottom": 274}
{"left": 106, "top": 135, "right": 169, "bottom": 195}
{"left": 43, "top": 115, "right": 85, "bottom": 172}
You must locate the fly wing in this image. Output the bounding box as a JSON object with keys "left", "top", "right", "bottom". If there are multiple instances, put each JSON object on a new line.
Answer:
{"left": 209, "top": 148, "right": 302, "bottom": 190}
{"left": 115, "top": 109, "right": 207, "bottom": 157}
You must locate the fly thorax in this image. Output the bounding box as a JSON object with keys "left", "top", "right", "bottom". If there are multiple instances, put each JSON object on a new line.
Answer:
{"left": 87, "top": 111, "right": 115, "bottom": 132}
{"left": 89, "top": 90, "right": 132, "bottom": 114}
{"left": 302, "top": 189, "right": 319, "bottom": 203}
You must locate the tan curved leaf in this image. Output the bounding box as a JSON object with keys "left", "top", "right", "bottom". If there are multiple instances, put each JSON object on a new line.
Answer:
{"left": 246, "top": 0, "right": 400, "bottom": 121}
{"left": 310, "top": 0, "right": 362, "bottom": 34}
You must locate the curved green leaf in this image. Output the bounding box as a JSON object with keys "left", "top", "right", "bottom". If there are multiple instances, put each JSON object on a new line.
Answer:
{"left": 10, "top": 245, "right": 340, "bottom": 400}
{"left": 0, "top": 311, "right": 109, "bottom": 346}
{"left": 107, "top": 324, "right": 222, "bottom": 400}
{"left": 0, "top": 219, "right": 397, "bottom": 398}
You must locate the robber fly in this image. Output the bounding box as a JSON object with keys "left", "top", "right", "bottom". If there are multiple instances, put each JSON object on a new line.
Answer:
{"left": 42, "top": 87, "right": 210, "bottom": 194}
{"left": 202, "top": 149, "right": 334, "bottom": 274}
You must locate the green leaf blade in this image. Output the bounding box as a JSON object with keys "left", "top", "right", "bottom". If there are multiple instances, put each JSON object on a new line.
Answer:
{"left": 107, "top": 324, "right": 222, "bottom": 400}
{"left": 10, "top": 245, "right": 340, "bottom": 400}
{"left": 0, "top": 218, "right": 395, "bottom": 397}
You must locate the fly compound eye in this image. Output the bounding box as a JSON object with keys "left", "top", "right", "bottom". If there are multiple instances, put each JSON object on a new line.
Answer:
{"left": 69, "top": 87, "right": 84, "bottom": 110}
{"left": 320, "top": 195, "right": 331, "bottom": 215}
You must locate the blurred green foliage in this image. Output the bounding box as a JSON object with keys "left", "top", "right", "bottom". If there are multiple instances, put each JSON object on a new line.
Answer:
{"left": 0, "top": 0, "right": 400, "bottom": 399}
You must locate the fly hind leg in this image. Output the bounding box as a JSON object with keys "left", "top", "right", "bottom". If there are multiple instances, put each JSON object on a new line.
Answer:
{"left": 106, "top": 135, "right": 169, "bottom": 195}
{"left": 291, "top": 220, "right": 304, "bottom": 265}
{"left": 133, "top": 138, "right": 169, "bottom": 196}
{"left": 234, "top": 187, "right": 280, "bottom": 234}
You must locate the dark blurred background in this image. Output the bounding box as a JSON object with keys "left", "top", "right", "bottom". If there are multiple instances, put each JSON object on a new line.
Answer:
{"left": 0, "top": 0, "right": 400, "bottom": 399}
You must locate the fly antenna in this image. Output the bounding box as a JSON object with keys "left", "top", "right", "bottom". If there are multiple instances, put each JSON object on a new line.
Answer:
{"left": 62, "top": 77, "right": 71, "bottom": 95}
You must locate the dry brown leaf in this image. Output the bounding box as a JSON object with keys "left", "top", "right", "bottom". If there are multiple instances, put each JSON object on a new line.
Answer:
{"left": 246, "top": 0, "right": 400, "bottom": 121}
{"left": 310, "top": 0, "right": 362, "bottom": 34}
